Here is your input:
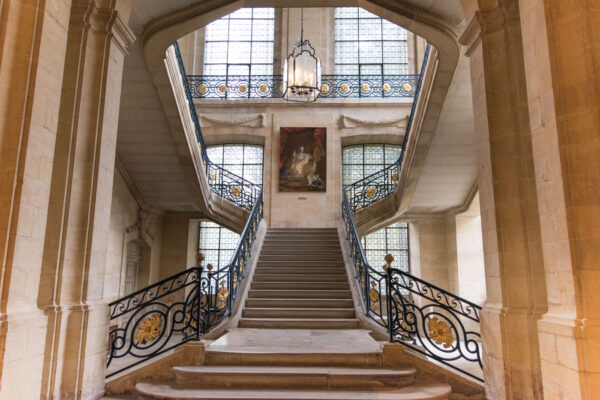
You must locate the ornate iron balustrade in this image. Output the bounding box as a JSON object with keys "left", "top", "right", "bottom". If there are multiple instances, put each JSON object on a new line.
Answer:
{"left": 173, "top": 43, "right": 261, "bottom": 209}
{"left": 344, "top": 45, "right": 431, "bottom": 212}
{"left": 341, "top": 193, "right": 483, "bottom": 382}
{"left": 185, "top": 74, "right": 420, "bottom": 100}
{"left": 106, "top": 192, "right": 263, "bottom": 377}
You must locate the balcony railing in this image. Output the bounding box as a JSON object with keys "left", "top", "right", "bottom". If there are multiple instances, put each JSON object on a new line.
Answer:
{"left": 185, "top": 74, "right": 420, "bottom": 100}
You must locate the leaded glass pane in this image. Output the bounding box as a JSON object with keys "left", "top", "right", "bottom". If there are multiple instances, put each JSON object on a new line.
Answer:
{"left": 207, "top": 144, "right": 264, "bottom": 186}
{"left": 384, "top": 145, "right": 402, "bottom": 163}
{"left": 362, "top": 221, "right": 410, "bottom": 274}
{"left": 335, "top": 7, "right": 408, "bottom": 82}
{"left": 252, "top": 8, "right": 274, "bottom": 18}
{"left": 203, "top": 8, "right": 274, "bottom": 97}
{"left": 343, "top": 146, "right": 363, "bottom": 164}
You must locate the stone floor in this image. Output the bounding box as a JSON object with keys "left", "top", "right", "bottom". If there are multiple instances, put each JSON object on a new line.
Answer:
{"left": 206, "top": 328, "right": 382, "bottom": 354}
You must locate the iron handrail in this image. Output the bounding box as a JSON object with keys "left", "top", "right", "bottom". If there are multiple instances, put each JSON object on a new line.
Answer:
{"left": 342, "top": 191, "right": 483, "bottom": 382}
{"left": 105, "top": 190, "right": 264, "bottom": 378}
{"left": 173, "top": 42, "right": 261, "bottom": 209}
{"left": 344, "top": 44, "right": 431, "bottom": 212}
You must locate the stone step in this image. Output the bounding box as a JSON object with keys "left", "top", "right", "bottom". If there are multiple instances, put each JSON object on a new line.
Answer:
{"left": 259, "top": 255, "right": 343, "bottom": 262}
{"left": 252, "top": 274, "right": 347, "bottom": 282}
{"left": 263, "top": 239, "right": 341, "bottom": 245}
{"left": 259, "top": 249, "right": 342, "bottom": 256}
{"left": 265, "top": 235, "right": 339, "bottom": 241}
{"left": 238, "top": 318, "right": 360, "bottom": 329}
{"left": 254, "top": 267, "right": 346, "bottom": 275}
{"left": 247, "top": 290, "right": 352, "bottom": 299}
{"left": 251, "top": 282, "right": 350, "bottom": 290}
{"left": 135, "top": 383, "right": 452, "bottom": 400}
{"left": 245, "top": 298, "right": 355, "bottom": 309}
{"left": 242, "top": 308, "right": 356, "bottom": 319}
{"left": 257, "top": 261, "right": 345, "bottom": 268}
{"left": 172, "top": 365, "right": 416, "bottom": 390}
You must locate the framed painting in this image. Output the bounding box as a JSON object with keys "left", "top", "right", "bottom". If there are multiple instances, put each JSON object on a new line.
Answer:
{"left": 278, "top": 127, "right": 327, "bottom": 192}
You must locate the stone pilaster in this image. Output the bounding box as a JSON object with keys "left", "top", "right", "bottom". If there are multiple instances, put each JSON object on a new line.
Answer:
{"left": 519, "top": 0, "right": 600, "bottom": 398}
{"left": 38, "top": 0, "right": 134, "bottom": 398}
{"left": 0, "top": 0, "right": 73, "bottom": 398}
{"left": 460, "top": 1, "right": 547, "bottom": 398}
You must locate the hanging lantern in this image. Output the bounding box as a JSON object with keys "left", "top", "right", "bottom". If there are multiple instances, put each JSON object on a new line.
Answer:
{"left": 282, "top": 9, "right": 322, "bottom": 102}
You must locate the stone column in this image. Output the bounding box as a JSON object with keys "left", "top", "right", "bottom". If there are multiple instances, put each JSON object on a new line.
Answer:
{"left": 37, "top": 0, "right": 134, "bottom": 398}
{"left": 460, "top": 1, "right": 547, "bottom": 398}
{"left": 0, "top": 0, "right": 73, "bottom": 398}
{"left": 519, "top": 0, "right": 600, "bottom": 398}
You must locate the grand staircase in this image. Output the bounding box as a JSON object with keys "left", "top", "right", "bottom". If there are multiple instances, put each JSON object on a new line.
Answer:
{"left": 240, "top": 228, "right": 359, "bottom": 329}
{"left": 130, "top": 228, "right": 453, "bottom": 400}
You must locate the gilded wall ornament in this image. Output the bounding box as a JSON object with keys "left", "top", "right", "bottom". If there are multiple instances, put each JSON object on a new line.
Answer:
{"left": 136, "top": 314, "right": 162, "bottom": 344}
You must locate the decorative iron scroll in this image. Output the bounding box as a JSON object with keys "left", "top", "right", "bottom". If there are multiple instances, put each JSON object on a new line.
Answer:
{"left": 344, "top": 44, "right": 431, "bottom": 212}
{"left": 106, "top": 192, "right": 263, "bottom": 378}
{"left": 173, "top": 43, "right": 261, "bottom": 209}
{"left": 185, "top": 74, "right": 419, "bottom": 100}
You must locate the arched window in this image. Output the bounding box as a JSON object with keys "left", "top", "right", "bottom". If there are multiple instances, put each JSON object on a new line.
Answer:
{"left": 335, "top": 7, "right": 408, "bottom": 77}
{"left": 204, "top": 8, "right": 275, "bottom": 78}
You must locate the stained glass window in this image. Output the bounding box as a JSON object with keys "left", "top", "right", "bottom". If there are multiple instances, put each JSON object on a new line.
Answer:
{"left": 334, "top": 7, "right": 408, "bottom": 76}
{"left": 342, "top": 144, "right": 402, "bottom": 188}
{"left": 361, "top": 222, "right": 410, "bottom": 273}
{"left": 198, "top": 221, "right": 240, "bottom": 268}
{"left": 204, "top": 8, "right": 274, "bottom": 77}
{"left": 206, "top": 144, "right": 264, "bottom": 185}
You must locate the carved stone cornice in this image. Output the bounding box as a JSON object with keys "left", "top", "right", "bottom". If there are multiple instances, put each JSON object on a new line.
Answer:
{"left": 200, "top": 113, "right": 265, "bottom": 128}
{"left": 340, "top": 114, "right": 409, "bottom": 129}
{"left": 460, "top": 0, "right": 520, "bottom": 56}
{"left": 82, "top": 0, "right": 135, "bottom": 56}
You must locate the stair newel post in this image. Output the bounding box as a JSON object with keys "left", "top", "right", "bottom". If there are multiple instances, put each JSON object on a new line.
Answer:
{"left": 207, "top": 263, "right": 214, "bottom": 330}
{"left": 196, "top": 252, "right": 205, "bottom": 339}
{"left": 384, "top": 254, "right": 394, "bottom": 340}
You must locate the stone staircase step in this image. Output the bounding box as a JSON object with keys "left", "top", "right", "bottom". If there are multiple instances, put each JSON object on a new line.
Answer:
{"left": 252, "top": 274, "right": 347, "bottom": 282}
{"left": 172, "top": 365, "right": 416, "bottom": 390}
{"left": 238, "top": 318, "right": 360, "bottom": 329}
{"left": 247, "top": 290, "right": 352, "bottom": 299}
{"left": 254, "top": 267, "right": 346, "bottom": 275}
{"left": 259, "top": 249, "right": 342, "bottom": 256}
{"left": 135, "top": 382, "right": 452, "bottom": 400}
{"left": 244, "top": 298, "right": 354, "bottom": 309}
{"left": 242, "top": 308, "right": 356, "bottom": 319}
{"left": 250, "top": 281, "right": 349, "bottom": 290}
{"left": 259, "top": 255, "right": 343, "bottom": 262}
{"left": 257, "top": 261, "right": 345, "bottom": 267}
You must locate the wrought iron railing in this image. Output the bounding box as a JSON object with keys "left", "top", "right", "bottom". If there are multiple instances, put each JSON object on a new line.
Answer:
{"left": 173, "top": 43, "right": 261, "bottom": 209}
{"left": 106, "top": 192, "right": 263, "bottom": 377}
{"left": 341, "top": 194, "right": 483, "bottom": 381}
{"left": 185, "top": 74, "right": 420, "bottom": 100}
{"left": 345, "top": 45, "right": 431, "bottom": 212}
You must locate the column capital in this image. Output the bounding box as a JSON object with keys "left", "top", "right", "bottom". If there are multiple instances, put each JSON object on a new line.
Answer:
{"left": 82, "top": 0, "right": 135, "bottom": 55}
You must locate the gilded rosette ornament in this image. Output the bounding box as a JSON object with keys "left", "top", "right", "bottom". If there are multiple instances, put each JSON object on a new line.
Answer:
{"left": 369, "top": 281, "right": 380, "bottom": 312}
{"left": 366, "top": 186, "right": 377, "bottom": 198}
{"left": 136, "top": 314, "right": 162, "bottom": 344}
{"left": 428, "top": 317, "right": 454, "bottom": 348}
{"left": 216, "top": 280, "right": 229, "bottom": 310}
{"left": 231, "top": 185, "right": 241, "bottom": 198}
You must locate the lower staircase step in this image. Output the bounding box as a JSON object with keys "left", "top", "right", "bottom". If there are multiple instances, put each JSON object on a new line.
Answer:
{"left": 247, "top": 290, "right": 352, "bottom": 299}
{"left": 245, "top": 298, "right": 354, "bottom": 308}
{"left": 238, "top": 318, "right": 360, "bottom": 329}
{"left": 136, "top": 383, "right": 452, "bottom": 400}
{"left": 172, "top": 365, "right": 416, "bottom": 389}
{"left": 242, "top": 308, "right": 355, "bottom": 319}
